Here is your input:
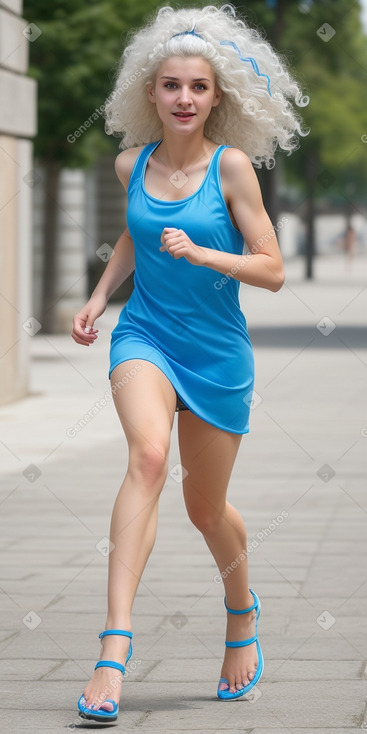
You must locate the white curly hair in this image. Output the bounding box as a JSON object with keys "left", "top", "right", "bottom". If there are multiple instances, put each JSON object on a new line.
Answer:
{"left": 102, "top": 3, "right": 309, "bottom": 169}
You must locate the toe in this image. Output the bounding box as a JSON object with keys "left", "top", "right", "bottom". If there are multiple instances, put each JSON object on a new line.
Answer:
{"left": 218, "top": 678, "right": 229, "bottom": 691}
{"left": 99, "top": 700, "right": 115, "bottom": 712}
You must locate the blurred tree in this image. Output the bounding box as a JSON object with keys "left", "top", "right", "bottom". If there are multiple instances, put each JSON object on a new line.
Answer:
{"left": 280, "top": 0, "right": 367, "bottom": 276}
{"left": 233, "top": 0, "right": 367, "bottom": 277}
{"left": 23, "top": 0, "right": 206, "bottom": 331}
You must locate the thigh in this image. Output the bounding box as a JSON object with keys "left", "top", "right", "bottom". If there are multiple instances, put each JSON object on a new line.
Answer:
{"left": 177, "top": 410, "right": 242, "bottom": 508}
{"left": 110, "top": 359, "right": 177, "bottom": 452}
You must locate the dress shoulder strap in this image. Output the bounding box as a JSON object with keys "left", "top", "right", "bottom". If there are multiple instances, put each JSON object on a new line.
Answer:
{"left": 210, "top": 144, "right": 233, "bottom": 191}
{"left": 127, "top": 140, "right": 162, "bottom": 193}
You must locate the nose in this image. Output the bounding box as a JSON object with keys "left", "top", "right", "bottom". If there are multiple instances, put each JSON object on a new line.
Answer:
{"left": 177, "top": 85, "right": 192, "bottom": 105}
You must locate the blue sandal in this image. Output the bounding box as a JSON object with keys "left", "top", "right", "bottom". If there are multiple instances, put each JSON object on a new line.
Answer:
{"left": 217, "top": 588, "right": 263, "bottom": 700}
{"left": 77, "top": 629, "right": 133, "bottom": 722}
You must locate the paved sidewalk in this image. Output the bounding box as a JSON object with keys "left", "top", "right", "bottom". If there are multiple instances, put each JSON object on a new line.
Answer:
{"left": 1, "top": 253, "right": 367, "bottom": 733}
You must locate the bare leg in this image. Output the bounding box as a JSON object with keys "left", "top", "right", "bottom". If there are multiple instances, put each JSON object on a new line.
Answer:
{"left": 178, "top": 411, "right": 258, "bottom": 694}
{"left": 81, "top": 360, "right": 177, "bottom": 711}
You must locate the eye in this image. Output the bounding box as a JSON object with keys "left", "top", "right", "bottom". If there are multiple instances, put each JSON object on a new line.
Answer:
{"left": 164, "top": 82, "right": 177, "bottom": 89}
{"left": 194, "top": 83, "right": 207, "bottom": 91}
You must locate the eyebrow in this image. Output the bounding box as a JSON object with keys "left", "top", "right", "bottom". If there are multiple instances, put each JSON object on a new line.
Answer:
{"left": 160, "top": 76, "right": 211, "bottom": 82}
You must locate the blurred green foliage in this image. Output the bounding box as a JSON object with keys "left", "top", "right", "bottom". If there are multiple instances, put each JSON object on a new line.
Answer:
{"left": 240, "top": 0, "right": 367, "bottom": 204}
{"left": 24, "top": 0, "right": 367, "bottom": 203}
{"left": 23, "top": 0, "right": 207, "bottom": 166}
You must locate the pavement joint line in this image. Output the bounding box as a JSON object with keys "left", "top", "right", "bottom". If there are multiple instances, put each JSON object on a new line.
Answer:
{"left": 137, "top": 630, "right": 169, "bottom": 658}
{"left": 38, "top": 658, "right": 66, "bottom": 680}
{"left": 42, "top": 558, "right": 95, "bottom": 611}
{"left": 265, "top": 631, "right": 316, "bottom": 681}
{"left": 42, "top": 629, "right": 98, "bottom": 680}
{"left": 134, "top": 659, "right": 161, "bottom": 683}
{"left": 0, "top": 631, "right": 20, "bottom": 655}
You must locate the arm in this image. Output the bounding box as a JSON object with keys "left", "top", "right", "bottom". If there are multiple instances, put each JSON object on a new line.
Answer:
{"left": 72, "top": 148, "right": 142, "bottom": 346}
{"left": 160, "top": 149, "right": 285, "bottom": 292}
{"left": 93, "top": 145, "right": 147, "bottom": 299}
{"left": 71, "top": 227, "right": 135, "bottom": 345}
{"left": 91, "top": 227, "right": 135, "bottom": 301}
{"left": 202, "top": 148, "right": 285, "bottom": 292}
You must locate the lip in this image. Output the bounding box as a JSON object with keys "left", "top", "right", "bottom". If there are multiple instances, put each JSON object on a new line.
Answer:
{"left": 172, "top": 112, "right": 196, "bottom": 120}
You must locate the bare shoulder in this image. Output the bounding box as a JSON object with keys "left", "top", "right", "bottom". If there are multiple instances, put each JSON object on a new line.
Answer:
{"left": 115, "top": 146, "right": 145, "bottom": 191}
{"left": 220, "top": 147, "right": 254, "bottom": 182}
{"left": 220, "top": 146, "right": 261, "bottom": 206}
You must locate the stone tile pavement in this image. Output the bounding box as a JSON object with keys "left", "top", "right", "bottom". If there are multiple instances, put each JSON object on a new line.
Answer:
{"left": 0, "top": 254, "right": 366, "bottom": 733}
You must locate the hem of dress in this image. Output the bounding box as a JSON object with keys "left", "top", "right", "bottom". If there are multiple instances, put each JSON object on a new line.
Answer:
{"left": 109, "top": 355, "right": 250, "bottom": 435}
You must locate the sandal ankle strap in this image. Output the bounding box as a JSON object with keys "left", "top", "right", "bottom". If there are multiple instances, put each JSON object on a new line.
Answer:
{"left": 225, "top": 633, "right": 258, "bottom": 648}
{"left": 224, "top": 589, "right": 258, "bottom": 615}
{"left": 99, "top": 629, "right": 133, "bottom": 640}
{"left": 94, "top": 659, "right": 127, "bottom": 674}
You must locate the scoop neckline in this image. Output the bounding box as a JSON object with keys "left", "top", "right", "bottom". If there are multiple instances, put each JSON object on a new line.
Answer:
{"left": 142, "top": 139, "right": 223, "bottom": 204}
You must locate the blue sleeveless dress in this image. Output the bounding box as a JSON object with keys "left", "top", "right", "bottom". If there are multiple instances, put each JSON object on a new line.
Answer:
{"left": 109, "top": 140, "right": 255, "bottom": 434}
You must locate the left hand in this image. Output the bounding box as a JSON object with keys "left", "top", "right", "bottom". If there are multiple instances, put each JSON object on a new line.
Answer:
{"left": 159, "top": 227, "right": 206, "bottom": 266}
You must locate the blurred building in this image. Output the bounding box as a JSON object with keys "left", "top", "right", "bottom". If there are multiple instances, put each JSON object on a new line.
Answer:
{"left": 32, "top": 154, "right": 130, "bottom": 333}
{"left": 0, "top": 0, "right": 37, "bottom": 405}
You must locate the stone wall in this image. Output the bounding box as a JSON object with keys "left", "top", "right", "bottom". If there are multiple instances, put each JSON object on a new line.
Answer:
{"left": 0, "top": 0, "right": 37, "bottom": 404}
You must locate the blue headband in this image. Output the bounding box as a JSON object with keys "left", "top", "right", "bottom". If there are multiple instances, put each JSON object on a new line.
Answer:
{"left": 170, "top": 29, "right": 272, "bottom": 96}
{"left": 171, "top": 28, "right": 205, "bottom": 41}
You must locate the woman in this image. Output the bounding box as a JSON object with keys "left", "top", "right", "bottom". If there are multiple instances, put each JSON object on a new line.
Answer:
{"left": 72, "top": 3, "right": 308, "bottom": 722}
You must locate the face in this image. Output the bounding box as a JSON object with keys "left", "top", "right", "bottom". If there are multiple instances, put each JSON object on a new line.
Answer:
{"left": 146, "top": 56, "right": 222, "bottom": 134}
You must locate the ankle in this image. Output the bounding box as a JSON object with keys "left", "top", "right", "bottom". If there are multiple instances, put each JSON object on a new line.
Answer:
{"left": 225, "top": 590, "right": 254, "bottom": 612}
{"left": 104, "top": 620, "right": 132, "bottom": 633}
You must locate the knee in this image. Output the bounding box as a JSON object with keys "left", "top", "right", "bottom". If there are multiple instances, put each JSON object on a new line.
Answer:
{"left": 186, "top": 501, "right": 223, "bottom": 536}
{"left": 129, "top": 441, "right": 169, "bottom": 487}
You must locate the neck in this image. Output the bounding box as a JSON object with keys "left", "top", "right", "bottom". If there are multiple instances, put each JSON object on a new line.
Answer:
{"left": 156, "top": 128, "right": 214, "bottom": 170}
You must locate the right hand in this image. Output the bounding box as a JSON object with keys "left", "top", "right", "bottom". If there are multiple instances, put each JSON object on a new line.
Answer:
{"left": 71, "top": 294, "right": 108, "bottom": 346}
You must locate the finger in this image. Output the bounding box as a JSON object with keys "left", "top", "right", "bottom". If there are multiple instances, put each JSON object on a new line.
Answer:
{"left": 71, "top": 332, "right": 93, "bottom": 346}
{"left": 81, "top": 325, "right": 97, "bottom": 337}
{"left": 164, "top": 234, "right": 181, "bottom": 246}
{"left": 72, "top": 320, "right": 98, "bottom": 344}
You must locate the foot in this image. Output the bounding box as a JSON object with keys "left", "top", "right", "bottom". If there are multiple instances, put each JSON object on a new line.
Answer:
{"left": 80, "top": 632, "right": 132, "bottom": 712}
{"left": 218, "top": 596, "right": 258, "bottom": 694}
